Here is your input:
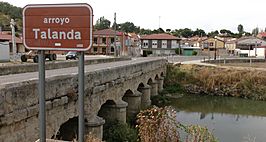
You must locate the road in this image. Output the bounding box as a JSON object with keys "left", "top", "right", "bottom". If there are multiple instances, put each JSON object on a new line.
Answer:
{"left": 0, "top": 57, "right": 163, "bottom": 86}
{"left": 0, "top": 56, "right": 214, "bottom": 86}
{"left": 0, "top": 55, "right": 113, "bottom": 66}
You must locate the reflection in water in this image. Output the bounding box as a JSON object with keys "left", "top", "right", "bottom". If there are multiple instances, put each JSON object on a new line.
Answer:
{"left": 170, "top": 94, "right": 266, "bottom": 142}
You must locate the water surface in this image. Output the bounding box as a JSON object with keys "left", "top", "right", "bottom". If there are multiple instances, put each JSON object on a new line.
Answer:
{"left": 171, "top": 95, "right": 266, "bottom": 142}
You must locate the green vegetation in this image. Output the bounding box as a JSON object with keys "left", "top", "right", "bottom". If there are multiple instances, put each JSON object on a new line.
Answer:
{"left": 103, "top": 120, "right": 138, "bottom": 142}
{"left": 192, "top": 51, "right": 197, "bottom": 56}
{"left": 94, "top": 16, "right": 111, "bottom": 30}
{"left": 0, "top": 2, "right": 22, "bottom": 31}
{"left": 175, "top": 48, "right": 181, "bottom": 55}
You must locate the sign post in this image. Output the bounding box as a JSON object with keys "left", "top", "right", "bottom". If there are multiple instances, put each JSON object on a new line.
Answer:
{"left": 23, "top": 4, "right": 93, "bottom": 142}
{"left": 38, "top": 50, "right": 46, "bottom": 142}
{"left": 78, "top": 51, "right": 85, "bottom": 142}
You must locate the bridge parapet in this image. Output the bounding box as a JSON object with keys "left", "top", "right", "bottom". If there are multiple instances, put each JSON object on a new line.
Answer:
{"left": 0, "top": 58, "right": 167, "bottom": 142}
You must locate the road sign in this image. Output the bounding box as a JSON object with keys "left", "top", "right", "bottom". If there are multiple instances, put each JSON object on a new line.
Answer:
{"left": 23, "top": 4, "right": 93, "bottom": 51}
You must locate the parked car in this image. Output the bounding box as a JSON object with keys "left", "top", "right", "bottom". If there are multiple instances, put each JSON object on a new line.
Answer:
{"left": 66, "top": 51, "right": 77, "bottom": 60}
{"left": 21, "top": 50, "right": 57, "bottom": 63}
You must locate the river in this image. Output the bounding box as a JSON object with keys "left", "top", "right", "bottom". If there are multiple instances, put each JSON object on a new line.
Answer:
{"left": 170, "top": 94, "right": 266, "bottom": 142}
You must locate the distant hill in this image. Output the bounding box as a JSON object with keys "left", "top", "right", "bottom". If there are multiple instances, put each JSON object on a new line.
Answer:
{"left": 0, "top": 2, "right": 22, "bottom": 32}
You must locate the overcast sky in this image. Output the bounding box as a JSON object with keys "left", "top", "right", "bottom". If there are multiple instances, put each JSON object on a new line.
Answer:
{"left": 4, "top": 0, "right": 266, "bottom": 33}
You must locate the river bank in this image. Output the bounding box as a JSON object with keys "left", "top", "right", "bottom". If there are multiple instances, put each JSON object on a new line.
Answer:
{"left": 164, "top": 64, "right": 266, "bottom": 101}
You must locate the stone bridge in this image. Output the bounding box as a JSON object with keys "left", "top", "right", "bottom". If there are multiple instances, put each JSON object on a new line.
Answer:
{"left": 0, "top": 58, "right": 167, "bottom": 142}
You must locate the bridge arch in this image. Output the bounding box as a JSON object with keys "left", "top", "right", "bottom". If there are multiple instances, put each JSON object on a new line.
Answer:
{"left": 52, "top": 117, "right": 78, "bottom": 141}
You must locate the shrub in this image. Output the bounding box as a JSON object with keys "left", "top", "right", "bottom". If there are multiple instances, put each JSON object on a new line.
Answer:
{"left": 103, "top": 120, "right": 138, "bottom": 142}
{"left": 192, "top": 50, "right": 198, "bottom": 55}
{"left": 175, "top": 48, "right": 181, "bottom": 55}
{"left": 136, "top": 106, "right": 217, "bottom": 142}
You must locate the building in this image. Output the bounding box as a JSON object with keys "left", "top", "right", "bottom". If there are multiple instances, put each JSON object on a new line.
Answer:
{"left": 236, "top": 36, "right": 266, "bottom": 57}
{"left": 257, "top": 32, "right": 266, "bottom": 40}
{"left": 140, "top": 33, "right": 181, "bottom": 55}
{"left": 90, "top": 29, "right": 130, "bottom": 56}
{"left": 0, "top": 31, "right": 25, "bottom": 54}
{"left": 181, "top": 36, "right": 207, "bottom": 48}
{"left": 202, "top": 37, "right": 225, "bottom": 51}
{"left": 225, "top": 38, "right": 237, "bottom": 54}
{"left": 128, "top": 33, "right": 141, "bottom": 56}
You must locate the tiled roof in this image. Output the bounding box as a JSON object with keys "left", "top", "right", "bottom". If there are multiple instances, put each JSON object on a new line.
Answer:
{"left": 0, "top": 33, "right": 22, "bottom": 44}
{"left": 93, "top": 29, "right": 123, "bottom": 36}
{"left": 258, "top": 32, "right": 266, "bottom": 37}
{"left": 141, "top": 33, "right": 180, "bottom": 40}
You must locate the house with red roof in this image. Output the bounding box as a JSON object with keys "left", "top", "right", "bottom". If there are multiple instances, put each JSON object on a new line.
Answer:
{"left": 90, "top": 29, "right": 130, "bottom": 56}
{"left": 140, "top": 33, "right": 181, "bottom": 55}
{"left": 257, "top": 32, "right": 266, "bottom": 40}
{"left": 0, "top": 32, "right": 25, "bottom": 54}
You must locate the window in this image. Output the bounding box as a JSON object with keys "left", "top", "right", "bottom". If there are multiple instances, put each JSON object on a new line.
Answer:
{"left": 209, "top": 42, "right": 214, "bottom": 46}
{"left": 152, "top": 40, "right": 157, "bottom": 48}
{"left": 93, "top": 37, "right": 97, "bottom": 44}
{"left": 93, "top": 47, "right": 98, "bottom": 52}
{"left": 102, "top": 37, "right": 106, "bottom": 44}
{"left": 111, "top": 38, "right": 115, "bottom": 43}
{"left": 143, "top": 41, "right": 149, "bottom": 48}
{"left": 111, "top": 47, "right": 115, "bottom": 52}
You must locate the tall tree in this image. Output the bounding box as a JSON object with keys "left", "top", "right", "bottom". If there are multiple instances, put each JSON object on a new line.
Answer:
{"left": 208, "top": 30, "right": 219, "bottom": 37}
{"left": 0, "top": 2, "right": 23, "bottom": 31}
{"left": 237, "top": 24, "right": 244, "bottom": 34}
{"left": 252, "top": 27, "right": 259, "bottom": 36}
{"left": 94, "top": 16, "right": 111, "bottom": 30}
{"left": 220, "top": 29, "right": 234, "bottom": 36}
{"left": 0, "top": 2, "right": 22, "bottom": 19}
{"left": 166, "top": 29, "right": 171, "bottom": 33}
{"left": 180, "top": 28, "right": 193, "bottom": 38}
{"left": 139, "top": 28, "right": 152, "bottom": 35}
{"left": 193, "top": 28, "right": 206, "bottom": 36}
{"left": 120, "top": 22, "right": 136, "bottom": 33}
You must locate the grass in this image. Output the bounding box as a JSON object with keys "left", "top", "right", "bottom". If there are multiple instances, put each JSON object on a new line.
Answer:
{"left": 164, "top": 64, "right": 266, "bottom": 101}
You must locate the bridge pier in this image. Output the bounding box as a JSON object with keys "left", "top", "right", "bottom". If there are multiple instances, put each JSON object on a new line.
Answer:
{"left": 122, "top": 91, "right": 142, "bottom": 119}
{"left": 139, "top": 85, "right": 152, "bottom": 109}
{"left": 85, "top": 116, "right": 105, "bottom": 139}
{"left": 150, "top": 81, "right": 158, "bottom": 96}
{"left": 157, "top": 77, "right": 164, "bottom": 92}
{"left": 98, "top": 100, "right": 128, "bottom": 123}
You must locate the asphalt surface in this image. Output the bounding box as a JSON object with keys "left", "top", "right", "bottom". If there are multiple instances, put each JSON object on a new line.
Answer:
{"left": 0, "top": 57, "right": 163, "bottom": 86}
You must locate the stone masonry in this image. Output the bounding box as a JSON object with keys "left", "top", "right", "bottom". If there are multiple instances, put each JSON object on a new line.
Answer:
{"left": 0, "top": 58, "right": 167, "bottom": 142}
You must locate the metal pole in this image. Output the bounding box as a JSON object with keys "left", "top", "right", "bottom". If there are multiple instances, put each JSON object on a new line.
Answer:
{"left": 38, "top": 50, "right": 46, "bottom": 142}
{"left": 114, "top": 12, "right": 117, "bottom": 57}
{"left": 78, "top": 51, "right": 85, "bottom": 142}
{"left": 10, "top": 19, "right": 17, "bottom": 61}
{"left": 214, "top": 39, "right": 217, "bottom": 60}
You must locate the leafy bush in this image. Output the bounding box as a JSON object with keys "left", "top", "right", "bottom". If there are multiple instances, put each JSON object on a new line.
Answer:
{"left": 192, "top": 50, "right": 198, "bottom": 55}
{"left": 103, "top": 120, "right": 138, "bottom": 142}
{"left": 175, "top": 48, "right": 181, "bottom": 55}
